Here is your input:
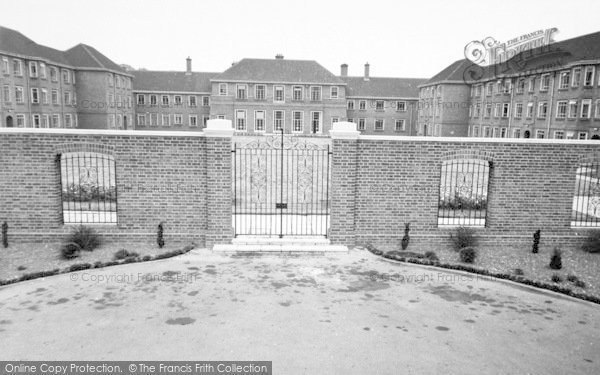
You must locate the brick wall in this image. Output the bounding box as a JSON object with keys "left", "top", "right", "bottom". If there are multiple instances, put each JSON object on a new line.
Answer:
{"left": 0, "top": 128, "right": 234, "bottom": 245}
{"left": 330, "top": 132, "right": 600, "bottom": 251}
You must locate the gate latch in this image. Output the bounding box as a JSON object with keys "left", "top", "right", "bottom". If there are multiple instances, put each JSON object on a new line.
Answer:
{"left": 276, "top": 203, "right": 288, "bottom": 209}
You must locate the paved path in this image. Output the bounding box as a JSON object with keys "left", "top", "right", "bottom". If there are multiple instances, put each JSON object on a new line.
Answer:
{"left": 0, "top": 249, "right": 599, "bottom": 374}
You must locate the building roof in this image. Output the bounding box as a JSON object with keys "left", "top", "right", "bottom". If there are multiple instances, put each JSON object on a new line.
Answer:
{"left": 342, "top": 76, "right": 427, "bottom": 98}
{"left": 0, "top": 25, "right": 126, "bottom": 72}
{"left": 131, "top": 70, "right": 218, "bottom": 93}
{"left": 423, "top": 31, "right": 600, "bottom": 86}
{"left": 214, "top": 58, "right": 345, "bottom": 84}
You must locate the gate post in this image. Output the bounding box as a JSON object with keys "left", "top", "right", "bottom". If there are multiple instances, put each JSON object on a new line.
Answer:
{"left": 329, "top": 122, "right": 360, "bottom": 247}
{"left": 204, "top": 119, "right": 234, "bottom": 248}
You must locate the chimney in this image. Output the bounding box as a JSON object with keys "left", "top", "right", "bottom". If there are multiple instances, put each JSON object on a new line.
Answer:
{"left": 275, "top": 54, "right": 284, "bottom": 60}
{"left": 186, "top": 57, "right": 192, "bottom": 75}
{"left": 341, "top": 63, "right": 348, "bottom": 77}
{"left": 364, "top": 62, "right": 370, "bottom": 81}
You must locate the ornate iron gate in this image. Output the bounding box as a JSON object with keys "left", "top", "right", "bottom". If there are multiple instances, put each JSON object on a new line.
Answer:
{"left": 233, "top": 133, "right": 331, "bottom": 238}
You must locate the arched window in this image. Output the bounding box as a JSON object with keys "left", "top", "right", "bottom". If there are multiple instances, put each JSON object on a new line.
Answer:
{"left": 572, "top": 161, "right": 600, "bottom": 227}
{"left": 59, "top": 152, "right": 117, "bottom": 224}
{"left": 438, "top": 158, "right": 491, "bottom": 227}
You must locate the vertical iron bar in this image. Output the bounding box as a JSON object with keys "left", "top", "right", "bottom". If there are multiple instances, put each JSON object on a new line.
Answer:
{"left": 233, "top": 144, "right": 237, "bottom": 237}
{"left": 280, "top": 128, "right": 284, "bottom": 238}
{"left": 325, "top": 145, "right": 330, "bottom": 238}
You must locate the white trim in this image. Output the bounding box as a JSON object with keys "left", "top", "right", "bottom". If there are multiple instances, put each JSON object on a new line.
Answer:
{"left": 0, "top": 127, "right": 208, "bottom": 137}
{"left": 273, "top": 85, "right": 285, "bottom": 103}
{"left": 292, "top": 111, "right": 303, "bottom": 133}
{"left": 133, "top": 90, "right": 210, "bottom": 95}
{"left": 254, "top": 110, "right": 266, "bottom": 132}
{"left": 357, "top": 134, "right": 600, "bottom": 145}
{"left": 273, "top": 110, "right": 285, "bottom": 132}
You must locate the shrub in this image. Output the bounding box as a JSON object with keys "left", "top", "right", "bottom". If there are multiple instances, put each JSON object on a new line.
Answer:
{"left": 514, "top": 268, "right": 524, "bottom": 276}
{"left": 574, "top": 280, "right": 586, "bottom": 288}
{"left": 114, "top": 249, "right": 139, "bottom": 260}
{"left": 17, "top": 265, "right": 27, "bottom": 271}
{"left": 93, "top": 261, "right": 104, "bottom": 268}
{"left": 60, "top": 242, "right": 81, "bottom": 259}
{"left": 2, "top": 221, "right": 7, "bottom": 248}
{"left": 67, "top": 226, "right": 100, "bottom": 252}
{"left": 551, "top": 274, "right": 562, "bottom": 283}
{"left": 142, "top": 255, "right": 152, "bottom": 261}
{"left": 424, "top": 251, "right": 439, "bottom": 262}
{"left": 401, "top": 223, "right": 410, "bottom": 250}
{"left": 566, "top": 274, "right": 579, "bottom": 283}
{"left": 69, "top": 263, "right": 92, "bottom": 272}
{"left": 582, "top": 232, "right": 600, "bottom": 253}
{"left": 459, "top": 247, "right": 477, "bottom": 263}
{"left": 549, "top": 247, "right": 562, "bottom": 270}
{"left": 157, "top": 222, "right": 165, "bottom": 248}
{"left": 450, "top": 227, "right": 477, "bottom": 251}
{"left": 532, "top": 230, "right": 541, "bottom": 254}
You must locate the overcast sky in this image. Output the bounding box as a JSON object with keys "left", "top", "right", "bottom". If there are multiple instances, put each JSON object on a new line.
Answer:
{"left": 1, "top": 0, "right": 599, "bottom": 78}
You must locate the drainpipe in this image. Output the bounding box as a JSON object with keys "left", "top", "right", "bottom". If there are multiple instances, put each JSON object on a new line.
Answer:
{"left": 547, "top": 72, "right": 555, "bottom": 136}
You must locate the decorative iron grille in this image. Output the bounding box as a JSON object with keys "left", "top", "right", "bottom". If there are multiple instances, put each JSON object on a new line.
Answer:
{"left": 571, "top": 162, "right": 600, "bottom": 227}
{"left": 58, "top": 152, "right": 117, "bottom": 224}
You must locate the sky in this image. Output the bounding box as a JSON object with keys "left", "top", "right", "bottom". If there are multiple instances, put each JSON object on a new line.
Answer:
{"left": 1, "top": 0, "right": 599, "bottom": 79}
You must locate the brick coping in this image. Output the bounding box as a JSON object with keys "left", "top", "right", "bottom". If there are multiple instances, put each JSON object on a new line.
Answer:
{"left": 0, "top": 128, "right": 206, "bottom": 137}
{"left": 359, "top": 134, "right": 600, "bottom": 145}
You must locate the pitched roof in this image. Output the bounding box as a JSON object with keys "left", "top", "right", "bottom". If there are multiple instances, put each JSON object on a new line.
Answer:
{"left": 214, "top": 58, "right": 345, "bottom": 84}
{"left": 423, "top": 31, "right": 600, "bottom": 86}
{"left": 64, "top": 44, "right": 126, "bottom": 72}
{"left": 0, "top": 25, "right": 125, "bottom": 72}
{"left": 342, "top": 76, "right": 427, "bottom": 98}
{"left": 131, "top": 70, "right": 218, "bottom": 93}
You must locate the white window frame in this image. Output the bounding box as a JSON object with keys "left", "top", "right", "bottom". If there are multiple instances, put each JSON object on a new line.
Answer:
{"left": 137, "top": 114, "right": 146, "bottom": 126}
{"left": 359, "top": 100, "right": 366, "bottom": 110}
{"left": 292, "top": 86, "right": 303, "bottom": 101}
{"left": 41, "top": 114, "right": 49, "bottom": 128}
{"left": 53, "top": 114, "right": 61, "bottom": 128}
{"left": 30, "top": 88, "right": 39, "bottom": 104}
{"left": 162, "top": 114, "right": 170, "bottom": 127}
{"left": 512, "top": 128, "right": 521, "bottom": 138}
{"left": 568, "top": 100, "right": 578, "bottom": 119}
{"left": 188, "top": 95, "right": 197, "bottom": 107}
{"left": 235, "top": 110, "right": 246, "bottom": 131}
{"left": 189, "top": 115, "right": 198, "bottom": 127}
{"left": 581, "top": 99, "right": 592, "bottom": 119}
{"left": 219, "top": 83, "right": 227, "bottom": 96}
{"left": 51, "top": 89, "right": 59, "bottom": 105}
{"left": 292, "top": 111, "right": 303, "bottom": 133}
{"left": 150, "top": 95, "right": 157, "bottom": 106}
{"left": 273, "top": 110, "right": 284, "bottom": 132}
{"left": 310, "top": 86, "right": 322, "bottom": 101}
{"left": 347, "top": 100, "right": 354, "bottom": 110}
{"left": 310, "top": 111, "right": 322, "bottom": 133}
{"left": 254, "top": 110, "right": 266, "bottom": 132}
{"left": 29, "top": 61, "right": 38, "bottom": 78}
{"left": 161, "top": 95, "right": 170, "bottom": 106}
{"left": 554, "top": 130, "right": 565, "bottom": 139}
{"left": 150, "top": 113, "right": 158, "bottom": 127}
{"left": 584, "top": 66, "right": 595, "bottom": 86}
{"left": 236, "top": 84, "right": 247, "bottom": 100}
{"left": 396, "top": 101, "right": 406, "bottom": 112}
{"left": 13, "top": 59, "right": 22, "bottom": 76}
{"left": 514, "top": 103, "right": 523, "bottom": 118}
{"left": 559, "top": 71, "right": 570, "bottom": 89}
{"left": 579, "top": 132, "right": 588, "bottom": 140}
{"left": 358, "top": 118, "right": 366, "bottom": 131}
{"left": 501, "top": 103, "right": 510, "bottom": 118}
{"left": 62, "top": 69, "right": 70, "bottom": 84}
{"left": 395, "top": 119, "right": 405, "bottom": 132}
{"left": 203, "top": 96, "right": 210, "bottom": 106}
{"left": 537, "top": 102, "right": 547, "bottom": 119}
{"left": 16, "top": 114, "right": 26, "bottom": 127}
{"left": 32, "top": 114, "right": 40, "bottom": 128}
{"left": 174, "top": 95, "right": 182, "bottom": 106}
{"left": 255, "top": 85, "right": 266, "bottom": 100}
{"left": 64, "top": 114, "right": 73, "bottom": 128}
{"left": 572, "top": 68, "right": 581, "bottom": 87}
{"left": 595, "top": 99, "right": 600, "bottom": 118}
{"left": 174, "top": 114, "right": 183, "bottom": 126}
{"left": 1, "top": 57, "right": 9, "bottom": 75}
{"left": 526, "top": 102, "right": 534, "bottom": 118}
{"left": 330, "top": 86, "right": 339, "bottom": 99}
{"left": 536, "top": 130, "right": 546, "bottom": 139}
{"left": 15, "top": 86, "right": 24, "bottom": 103}
{"left": 374, "top": 119, "right": 384, "bottom": 131}
{"left": 137, "top": 94, "right": 145, "bottom": 106}
{"left": 556, "top": 101, "right": 568, "bottom": 118}
{"left": 274, "top": 85, "right": 285, "bottom": 103}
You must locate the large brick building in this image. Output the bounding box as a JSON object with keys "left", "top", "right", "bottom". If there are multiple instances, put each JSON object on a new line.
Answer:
{"left": 418, "top": 31, "right": 600, "bottom": 139}
{"left": 0, "top": 26, "right": 133, "bottom": 130}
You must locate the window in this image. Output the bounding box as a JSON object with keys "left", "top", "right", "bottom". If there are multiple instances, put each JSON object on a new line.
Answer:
{"left": 49, "top": 67, "right": 57, "bottom": 82}
{"left": 500, "top": 128, "right": 507, "bottom": 138}
{"left": 15, "top": 114, "right": 25, "bottom": 127}
{"left": 596, "top": 100, "right": 600, "bottom": 118}
{"left": 162, "top": 114, "right": 170, "bottom": 127}
{"left": 189, "top": 115, "right": 197, "bottom": 127}
{"left": 472, "top": 126, "right": 480, "bottom": 137}
{"left": 59, "top": 152, "right": 117, "bottom": 224}
{"left": 108, "top": 93, "right": 114, "bottom": 107}
{"left": 202, "top": 116, "right": 209, "bottom": 128}
{"left": 2, "top": 57, "right": 9, "bottom": 74}
{"left": 503, "top": 80, "right": 511, "bottom": 93}
{"left": 579, "top": 132, "right": 588, "bottom": 140}
{"left": 374, "top": 119, "right": 384, "bottom": 131}
{"left": 396, "top": 101, "right": 406, "bottom": 112}
{"left": 495, "top": 80, "right": 502, "bottom": 94}
{"left": 536, "top": 130, "right": 545, "bottom": 139}
{"left": 62, "top": 69, "right": 70, "bottom": 84}
{"left": 492, "top": 127, "right": 499, "bottom": 138}
{"left": 161, "top": 95, "right": 169, "bottom": 106}
{"left": 292, "top": 111, "right": 303, "bottom": 133}
{"left": 32, "top": 114, "right": 40, "bottom": 128}
{"left": 255, "top": 85, "right": 266, "bottom": 100}
{"left": 116, "top": 114, "right": 122, "bottom": 129}
{"left": 347, "top": 100, "right": 354, "bottom": 110}
{"left": 202, "top": 96, "right": 209, "bottom": 106}
{"left": 568, "top": 100, "right": 578, "bottom": 118}
{"left": 358, "top": 118, "right": 366, "bottom": 131}
{"left": 514, "top": 103, "right": 523, "bottom": 118}
{"left": 310, "top": 86, "right": 321, "bottom": 101}
{"left": 559, "top": 71, "right": 570, "bottom": 89}
{"left": 15, "top": 86, "right": 24, "bottom": 103}
{"left": 526, "top": 102, "right": 534, "bottom": 118}
{"left": 235, "top": 110, "right": 246, "bottom": 131}
{"left": 219, "top": 83, "right": 227, "bottom": 96}
{"left": 528, "top": 78, "right": 535, "bottom": 92}
{"left": 486, "top": 82, "right": 493, "bottom": 95}
{"left": 174, "top": 114, "right": 183, "bottom": 125}
{"left": 64, "top": 114, "right": 73, "bottom": 128}
{"left": 348, "top": 118, "right": 353, "bottom": 123}
{"left": 375, "top": 100, "right": 384, "bottom": 110}
{"left": 438, "top": 158, "right": 490, "bottom": 227}
{"left": 502, "top": 103, "right": 510, "bottom": 118}
{"left": 310, "top": 111, "right": 322, "bottom": 133}
{"left": 29, "top": 62, "right": 38, "bottom": 78}
{"left": 31, "top": 88, "right": 39, "bottom": 104}
{"left": 236, "top": 84, "right": 247, "bottom": 99}
{"left": 556, "top": 101, "right": 568, "bottom": 118}
{"left": 395, "top": 119, "right": 405, "bottom": 132}
{"left": 188, "top": 95, "right": 197, "bottom": 107}
{"left": 584, "top": 66, "right": 595, "bottom": 86}
{"left": 41, "top": 115, "right": 49, "bottom": 128}
{"left": 137, "top": 94, "right": 145, "bottom": 106}
{"left": 554, "top": 131, "right": 565, "bottom": 139}
{"left": 41, "top": 89, "right": 48, "bottom": 104}
{"left": 174, "top": 95, "right": 182, "bottom": 106}
{"left": 473, "top": 84, "right": 482, "bottom": 96}
{"left": 581, "top": 99, "right": 592, "bottom": 118}
{"left": 64, "top": 91, "right": 72, "bottom": 106}
{"left": 2, "top": 84, "right": 9, "bottom": 102}
{"left": 274, "top": 110, "right": 284, "bottom": 131}
{"left": 13, "top": 59, "right": 22, "bottom": 76}
{"left": 273, "top": 86, "right": 284, "bottom": 102}
{"left": 537, "top": 102, "right": 548, "bottom": 119}
{"left": 484, "top": 103, "right": 492, "bottom": 118}
{"left": 494, "top": 103, "right": 501, "bottom": 118}
{"left": 539, "top": 74, "right": 550, "bottom": 91}
{"left": 513, "top": 128, "right": 521, "bottom": 138}
{"left": 150, "top": 95, "right": 157, "bottom": 106}
{"left": 217, "top": 115, "right": 226, "bottom": 120}
{"left": 253, "top": 110, "right": 265, "bottom": 132}
{"left": 137, "top": 114, "right": 146, "bottom": 126}
{"left": 293, "top": 86, "right": 302, "bottom": 101}
{"left": 359, "top": 100, "right": 366, "bottom": 110}
{"left": 51, "top": 90, "right": 59, "bottom": 105}
{"left": 150, "top": 113, "right": 158, "bottom": 126}
{"left": 331, "top": 117, "right": 339, "bottom": 125}
{"left": 330, "top": 86, "right": 339, "bottom": 99}
{"left": 116, "top": 76, "right": 121, "bottom": 88}
{"left": 572, "top": 68, "right": 581, "bottom": 87}
{"left": 516, "top": 78, "right": 525, "bottom": 94}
